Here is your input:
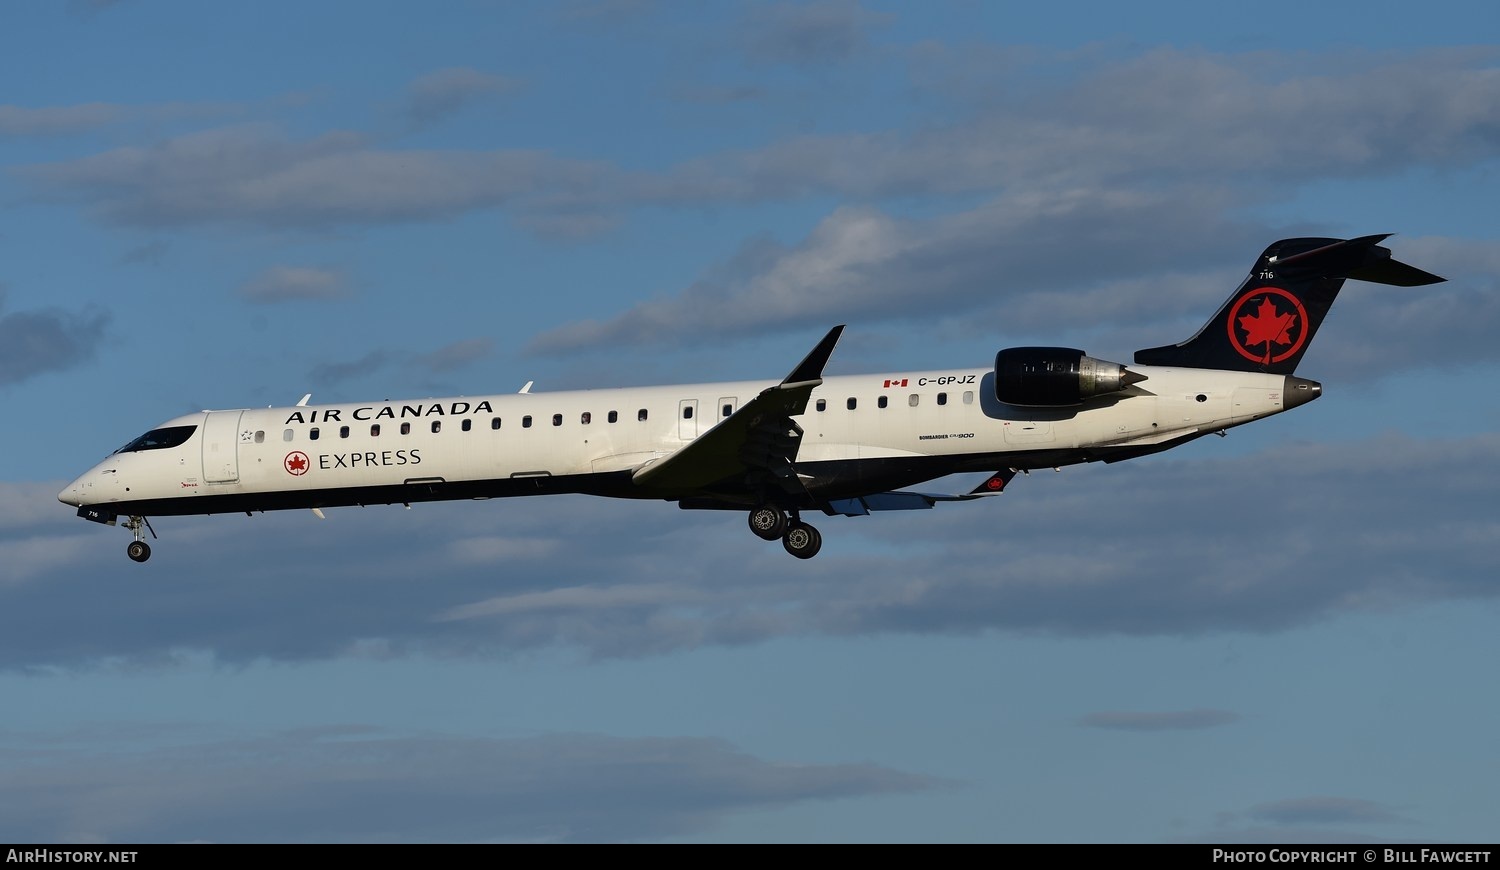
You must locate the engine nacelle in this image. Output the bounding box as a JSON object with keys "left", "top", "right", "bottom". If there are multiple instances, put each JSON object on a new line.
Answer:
{"left": 994, "top": 347, "right": 1146, "bottom": 407}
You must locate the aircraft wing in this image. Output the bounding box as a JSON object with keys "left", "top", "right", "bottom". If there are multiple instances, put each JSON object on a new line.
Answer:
{"left": 631, "top": 326, "right": 845, "bottom": 497}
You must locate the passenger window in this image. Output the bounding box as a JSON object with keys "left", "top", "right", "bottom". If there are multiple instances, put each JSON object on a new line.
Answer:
{"left": 340, "top": 426, "right": 350, "bottom": 439}
{"left": 283, "top": 429, "right": 294, "bottom": 442}
{"left": 552, "top": 413, "right": 563, "bottom": 427}
{"left": 254, "top": 431, "right": 265, "bottom": 443}
{"left": 847, "top": 397, "right": 857, "bottom": 410}
{"left": 878, "top": 396, "right": 888, "bottom": 409}
{"left": 581, "top": 412, "right": 591, "bottom": 425}
{"left": 310, "top": 427, "right": 320, "bottom": 441}
{"left": 682, "top": 405, "right": 693, "bottom": 419}
{"left": 462, "top": 419, "right": 472, "bottom": 432}
{"left": 523, "top": 416, "right": 533, "bottom": 428}
{"left": 371, "top": 424, "right": 380, "bottom": 437}
{"left": 638, "top": 409, "right": 648, "bottom": 422}
{"left": 908, "top": 394, "right": 920, "bottom": 407}
{"left": 722, "top": 404, "right": 733, "bottom": 417}
{"left": 431, "top": 421, "right": 441, "bottom": 434}
{"left": 963, "top": 391, "right": 974, "bottom": 404}
{"left": 937, "top": 392, "right": 947, "bottom": 406}
{"left": 400, "top": 422, "right": 411, "bottom": 435}
{"left": 491, "top": 417, "right": 501, "bottom": 430}
{"left": 608, "top": 411, "right": 619, "bottom": 423}
{"left": 816, "top": 399, "right": 826, "bottom": 412}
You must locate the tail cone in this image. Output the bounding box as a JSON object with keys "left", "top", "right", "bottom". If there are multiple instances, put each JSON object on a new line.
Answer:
{"left": 1283, "top": 376, "right": 1322, "bottom": 410}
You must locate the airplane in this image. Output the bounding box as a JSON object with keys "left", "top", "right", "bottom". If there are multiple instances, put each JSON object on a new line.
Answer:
{"left": 60, "top": 234, "right": 1442, "bottom": 563}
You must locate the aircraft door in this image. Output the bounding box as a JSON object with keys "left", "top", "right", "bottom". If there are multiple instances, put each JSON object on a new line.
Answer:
{"left": 202, "top": 410, "right": 244, "bottom": 483}
{"left": 1002, "top": 419, "right": 1055, "bottom": 445}
{"left": 678, "top": 399, "right": 698, "bottom": 440}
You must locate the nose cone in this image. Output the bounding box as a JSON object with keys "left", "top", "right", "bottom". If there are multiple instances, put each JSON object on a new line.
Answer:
{"left": 59, "top": 478, "right": 84, "bottom": 507}
{"left": 1283, "top": 376, "right": 1322, "bottom": 410}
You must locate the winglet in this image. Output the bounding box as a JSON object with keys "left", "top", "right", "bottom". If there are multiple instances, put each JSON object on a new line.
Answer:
{"left": 781, "top": 325, "right": 845, "bottom": 388}
{"left": 969, "top": 469, "right": 1017, "bottom": 495}
{"left": 296, "top": 394, "right": 312, "bottom": 407}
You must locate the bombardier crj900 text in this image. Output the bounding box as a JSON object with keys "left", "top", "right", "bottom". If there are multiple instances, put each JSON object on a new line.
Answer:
{"left": 61, "top": 235, "right": 1442, "bottom": 562}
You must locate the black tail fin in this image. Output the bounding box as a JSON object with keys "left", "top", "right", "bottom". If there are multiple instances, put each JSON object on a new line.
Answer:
{"left": 1134, "top": 234, "right": 1444, "bottom": 374}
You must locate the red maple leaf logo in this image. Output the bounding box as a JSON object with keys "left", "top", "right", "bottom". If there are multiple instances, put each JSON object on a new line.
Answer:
{"left": 285, "top": 452, "right": 309, "bottom": 475}
{"left": 1238, "top": 297, "right": 1297, "bottom": 351}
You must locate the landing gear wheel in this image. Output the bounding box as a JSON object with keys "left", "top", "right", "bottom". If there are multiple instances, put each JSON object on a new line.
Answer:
{"left": 748, "top": 506, "right": 788, "bottom": 541}
{"left": 123, "top": 515, "right": 156, "bottom": 562}
{"left": 782, "top": 522, "right": 822, "bottom": 560}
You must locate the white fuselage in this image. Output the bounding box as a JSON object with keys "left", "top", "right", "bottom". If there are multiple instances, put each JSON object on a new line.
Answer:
{"left": 59, "top": 364, "right": 1294, "bottom": 516}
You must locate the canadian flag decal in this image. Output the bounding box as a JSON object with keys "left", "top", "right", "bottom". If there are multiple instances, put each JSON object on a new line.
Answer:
{"left": 883, "top": 378, "right": 908, "bottom": 388}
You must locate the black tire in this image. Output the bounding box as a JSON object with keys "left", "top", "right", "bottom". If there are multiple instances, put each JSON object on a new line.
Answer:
{"left": 127, "top": 541, "right": 151, "bottom": 563}
{"left": 748, "top": 506, "right": 787, "bottom": 541}
{"left": 782, "top": 522, "right": 822, "bottom": 559}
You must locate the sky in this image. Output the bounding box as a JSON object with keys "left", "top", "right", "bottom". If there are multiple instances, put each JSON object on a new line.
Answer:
{"left": 2, "top": 0, "right": 1498, "bottom": 844}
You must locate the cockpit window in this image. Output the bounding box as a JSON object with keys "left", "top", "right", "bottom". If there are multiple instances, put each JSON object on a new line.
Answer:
{"left": 114, "top": 425, "right": 197, "bottom": 454}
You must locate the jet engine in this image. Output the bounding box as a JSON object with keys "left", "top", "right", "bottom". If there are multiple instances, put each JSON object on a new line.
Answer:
{"left": 994, "top": 347, "right": 1146, "bottom": 407}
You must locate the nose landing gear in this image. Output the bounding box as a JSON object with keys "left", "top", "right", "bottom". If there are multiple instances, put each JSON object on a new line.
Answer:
{"left": 748, "top": 505, "right": 823, "bottom": 559}
{"left": 124, "top": 516, "right": 156, "bottom": 563}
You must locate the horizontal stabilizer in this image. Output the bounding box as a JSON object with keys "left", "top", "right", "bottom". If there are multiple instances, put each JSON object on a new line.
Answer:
{"left": 1347, "top": 257, "right": 1444, "bottom": 287}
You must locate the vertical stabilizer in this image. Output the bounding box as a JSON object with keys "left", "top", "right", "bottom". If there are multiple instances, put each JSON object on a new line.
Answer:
{"left": 1134, "top": 235, "right": 1443, "bottom": 374}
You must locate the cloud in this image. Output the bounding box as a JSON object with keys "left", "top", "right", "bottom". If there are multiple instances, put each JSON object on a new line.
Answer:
{"left": 741, "top": 0, "right": 892, "bottom": 65}
{"left": 1247, "top": 797, "right": 1407, "bottom": 827}
{"left": 22, "top": 124, "right": 616, "bottom": 232}
{"left": 0, "top": 100, "right": 237, "bottom": 137}
{"left": 415, "top": 338, "right": 494, "bottom": 373}
{"left": 306, "top": 338, "right": 493, "bottom": 386}
{"left": 647, "top": 48, "right": 1500, "bottom": 202}
{"left": 68, "top": 0, "right": 126, "bottom": 15}
{"left": 21, "top": 49, "right": 1497, "bottom": 242}
{"left": 1079, "top": 710, "right": 1240, "bottom": 732}
{"left": 117, "top": 239, "right": 168, "bottom": 266}
{"left": 528, "top": 211, "right": 1494, "bottom": 385}
{"left": 0, "top": 288, "right": 109, "bottom": 387}
{"left": 307, "top": 349, "right": 398, "bottom": 385}
{"left": 672, "top": 85, "right": 767, "bottom": 104}
{"left": 1182, "top": 826, "right": 1415, "bottom": 845}
{"left": 524, "top": 192, "right": 1264, "bottom": 354}
{"left": 0, "top": 727, "right": 940, "bottom": 842}
{"left": 6, "top": 431, "right": 1499, "bottom": 667}
{"left": 403, "top": 67, "right": 523, "bottom": 128}
{"left": 556, "top": 0, "right": 659, "bottom": 26}
{"left": 0, "top": 104, "right": 123, "bottom": 137}
{"left": 237, "top": 266, "right": 350, "bottom": 304}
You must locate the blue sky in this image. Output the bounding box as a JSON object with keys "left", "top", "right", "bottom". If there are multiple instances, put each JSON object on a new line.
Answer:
{"left": 2, "top": 0, "right": 1498, "bottom": 843}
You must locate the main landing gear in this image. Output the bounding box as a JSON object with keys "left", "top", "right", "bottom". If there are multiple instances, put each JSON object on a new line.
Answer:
{"left": 748, "top": 506, "right": 822, "bottom": 560}
{"left": 124, "top": 515, "right": 156, "bottom": 563}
